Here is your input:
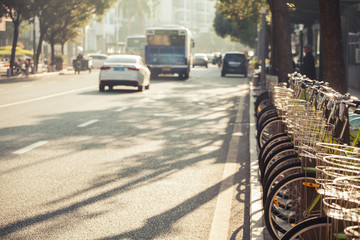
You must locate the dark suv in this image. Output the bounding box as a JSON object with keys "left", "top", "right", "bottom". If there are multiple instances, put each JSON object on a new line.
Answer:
{"left": 221, "top": 52, "right": 248, "bottom": 77}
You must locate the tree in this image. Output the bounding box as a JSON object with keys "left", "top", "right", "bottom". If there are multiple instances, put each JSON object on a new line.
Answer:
{"left": 268, "top": 0, "right": 294, "bottom": 82}
{"left": 213, "top": 0, "right": 261, "bottom": 48}
{"left": 213, "top": 10, "right": 258, "bottom": 48}
{"left": 118, "top": 0, "right": 153, "bottom": 35}
{"left": 32, "top": 0, "right": 117, "bottom": 68}
{"left": 0, "top": 0, "right": 33, "bottom": 75}
{"left": 318, "top": 0, "right": 346, "bottom": 93}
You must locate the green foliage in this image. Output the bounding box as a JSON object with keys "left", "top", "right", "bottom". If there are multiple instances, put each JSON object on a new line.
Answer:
{"left": 117, "top": 0, "right": 157, "bottom": 36}
{"left": 218, "top": 0, "right": 263, "bottom": 21}
{"left": 30, "top": 0, "right": 117, "bottom": 64}
{"left": 0, "top": 0, "right": 34, "bottom": 74}
{"left": 213, "top": 0, "right": 265, "bottom": 48}
{"left": 213, "top": 1, "right": 260, "bottom": 48}
{"left": 0, "top": 0, "right": 33, "bottom": 22}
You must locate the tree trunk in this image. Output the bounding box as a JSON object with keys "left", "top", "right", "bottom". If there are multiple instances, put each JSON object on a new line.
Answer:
{"left": 9, "top": 12, "right": 21, "bottom": 76}
{"left": 50, "top": 35, "right": 56, "bottom": 66}
{"left": 318, "top": 0, "right": 346, "bottom": 93}
{"left": 36, "top": 32, "right": 44, "bottom": 71}
{"left": 269, "top": 19, "right": 278, "bottom": 76}
{"left": 271, "top": 0, "right": 294, "bottom": 82}
{"left": 10, "top": 22, "right": 20, "bottom": 76}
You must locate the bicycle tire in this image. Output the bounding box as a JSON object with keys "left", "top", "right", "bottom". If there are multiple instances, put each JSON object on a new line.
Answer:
{"left": 261, "top": 145, "right": 297, "bottom": 180}
{"left": 280, "top": 216, "right": 330, "bottom": 240}
{"left": 259, "top": 140, "right": 294, "bottom": 170}
{"left": 256, "top": 106, "right": 278, "bottom": 129}
{"left": 254, "top": 92, "right": 270, "bottom": 116}
{"left": 258, "top": 132, "right": 290, "bottom": 163}
{"left": 262, "top": 161, "right": 301, "bottom": 205}
{"left": 255, "top": 103, "right": 276, "bottom": 119}
{"left": 257, "top": 117, "right": 287, "bottom": 148}
{"left": 257, "top": 112, "right": 279, "bottom": 132}
{"left": 264, "top": 172, "right": 319, "bottom": 240}
{"left": 262, "top": 153, "right": 299, "bottom": 187}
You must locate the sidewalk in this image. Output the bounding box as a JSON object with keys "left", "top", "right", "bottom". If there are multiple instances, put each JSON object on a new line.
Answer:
{"left": 0, "top": 68, "right": 75, "bottom": 82}
{"left": 249, "top": 82, "right": 272, "bottom": 240}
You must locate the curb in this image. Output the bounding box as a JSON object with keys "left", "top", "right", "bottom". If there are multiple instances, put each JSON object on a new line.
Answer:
{"left": 0, "top": 70, "right": 75, "bottom": 82}
{"left": 249, "top": 83, "right": 271, "bottom": 240}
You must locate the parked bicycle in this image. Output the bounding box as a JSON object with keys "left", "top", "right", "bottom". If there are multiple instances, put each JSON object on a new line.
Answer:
{"left": 254, "top": 72, "right": 360, "bottom": 239}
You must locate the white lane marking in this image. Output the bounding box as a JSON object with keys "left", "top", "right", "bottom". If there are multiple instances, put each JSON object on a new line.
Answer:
{"left": 134, "top": 97, "right": 151, "bottom": 107}
{"left": 153, "top": 113, "right": 181, "bottom": 117}
{"left": 13, "top": 141, "right": 48, "bottom": 155}
{"left": 77, "top": 119, "right": 99, "bottom": 128}
{"left": 0, "top": 86, "right": 95, "bottom": 109}
{"left": 115, "top": 106, "right": 129, "bottom": 112}
{"left": 208, "top": 98, "right": 242, "bottom": 240}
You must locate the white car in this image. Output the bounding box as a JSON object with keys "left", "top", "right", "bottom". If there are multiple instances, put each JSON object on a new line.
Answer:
{"left": 99, "top": 55, "right": 151, "bottom": 92}
{"left": 87, "top": 53, "right": 108, "bottom": 68}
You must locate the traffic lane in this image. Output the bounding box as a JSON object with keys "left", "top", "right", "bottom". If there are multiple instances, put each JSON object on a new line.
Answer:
{"left": 0, "top": 70, "right": 99, "bottom": 106}
{"left": 0, "top": 67, "right": 250, "bottom": 239}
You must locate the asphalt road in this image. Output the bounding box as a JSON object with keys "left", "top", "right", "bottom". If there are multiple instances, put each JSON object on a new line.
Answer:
{"left": 0, "top": 65, "right": 251, "bottom": 240}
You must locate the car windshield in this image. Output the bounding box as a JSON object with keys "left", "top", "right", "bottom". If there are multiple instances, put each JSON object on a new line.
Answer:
{"left": 105, "top": 56, "right": 137, "bottom": 64}
{"left": 225, "top": 54, "right": 245, "bottom": 62}
{"left": 90, "top": 55, "right": 107, "bottom": 60}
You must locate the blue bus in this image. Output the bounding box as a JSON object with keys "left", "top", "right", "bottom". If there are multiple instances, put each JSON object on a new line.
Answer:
{"left": 125, "top": 35, "right": 146, "bottom": 59}
{"left": 145, "top": 26, "right": 194, "bottom": 79}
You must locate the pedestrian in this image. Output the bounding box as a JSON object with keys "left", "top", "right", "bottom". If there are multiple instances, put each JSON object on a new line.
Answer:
{"left": 76, "top": 53, "right": 84, "bottom": 60}
{"left": 24, "top": 58, "right": 30, "bottom": 75}
{"left": 301, "top": 44, "right": 316, "bottom": 80}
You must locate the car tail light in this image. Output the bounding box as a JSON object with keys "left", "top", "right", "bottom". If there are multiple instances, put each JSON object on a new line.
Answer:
{"left": 100, "top": 66, "right": 111, "bottom": 70}
{"left": 128, "top": 67, "right": 140, "bottom": 71}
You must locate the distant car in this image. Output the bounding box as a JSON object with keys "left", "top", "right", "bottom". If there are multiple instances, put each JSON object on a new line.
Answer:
{"left": 87, "top": 53, "right": 108, "bottom": 68}
{"left": 221, "top": 52, "right": 248, "bottom": 77}
{"left": 99, "top": 55, "right": 151, "bottom": 92}
{"left": 0, "top": 61, "right": 10, "bottom": 75}
{"left": 192, "top": 54, "right": 208, "bottom": 68}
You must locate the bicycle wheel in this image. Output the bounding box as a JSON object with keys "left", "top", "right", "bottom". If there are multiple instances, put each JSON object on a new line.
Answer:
{"left": 261, "top": 145, "right": 297, "bottom": 180}
{"left": 256, "top": 104, "right": 277, "bottom": 126}
{"left": 262, "top": 161, "right": 301, "bottom": 205}
{"left": 260, "top": 140, "right": 294, "bottom": 171}
{"left": 258, "top": 132, "right": 290, "bottom": 163}
{"left": 257, "top": 113, "right": 279, "bottom": 132}
{"left": 254, "top": 92, "right": 271, "bottom": 117}
{"left": 257, "top": 117, "right": 287, "bottom": 148}
{"left": 262, "top": 153, "right": 300, "bottom": 187}
{"left": 281, "top": 216, "right": 330, "bottom": 240}
{"left": 264, "top": 172, "right": 319, "bottom": 240}
{"left": 257, "top": 106, "right": 278, "bottom": 129}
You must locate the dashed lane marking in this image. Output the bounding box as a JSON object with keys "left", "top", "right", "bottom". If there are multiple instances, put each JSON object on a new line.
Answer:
{"left": 13, "top": 141, "right": 48, "bottom": 155}
{"left": 115, "top": 107, "right": 129, "bottom": 112}
{"left": 77, "top": 119, "right": 99, "bottom": 128}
